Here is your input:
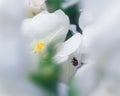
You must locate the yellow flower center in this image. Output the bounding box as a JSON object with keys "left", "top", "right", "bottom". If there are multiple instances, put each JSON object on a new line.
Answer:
{"left": 36, "top": 42, "right": 45, "bottom": 51}
{"left": 33, "top": 42, "right": 45, "bottom": 52}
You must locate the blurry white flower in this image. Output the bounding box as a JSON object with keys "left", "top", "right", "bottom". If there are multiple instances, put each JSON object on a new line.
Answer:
{"left": 79, "top": 0, "right": 115, "bottom": 29}
{"left": 79, "top": 0, "right": 120, "bottom": 66}
{"left": 0, "top": 0, "right": 25, "bottom": 78}
{"left": 89, "top": 80, "right": 118, "bottom": 96}
{"left": 25, "top": 0, "right": 47, "bottom": 17}
{"left": 78, "top": 0, "right": 120, "bottom": 95}
{"left": 0, "top": 0, "right": 46, "bottom": 95}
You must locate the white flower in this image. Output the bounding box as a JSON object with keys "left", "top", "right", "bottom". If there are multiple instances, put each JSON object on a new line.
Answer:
{"left": 22, "top": 9, "right": 83, "bottom": 83}
{"left": 77, "top": 0, "right": 120, "bottom": 95}
{"left": 25, "top": 0, "right": 47, "bottom": 17}
{"left": 0, "top": 0, "right": 45, "bottom": 95}
{"left": 55, "top": 33, "right": 83, "bottom": 83}
{"left": 22, "top": 9, "right": 70, "bottom": 54}
{"left": 79, "top": 0, "right": 120, "bottom": 66}
{"left": 89, "top": 80, "right": 117, "bottom": 96}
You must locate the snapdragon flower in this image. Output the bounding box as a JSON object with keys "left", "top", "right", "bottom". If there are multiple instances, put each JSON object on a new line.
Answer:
{"left": 55, "top": 33, "right": 82, "bottom": 83}
{"left": 22, "top": 9, "right": 69, "bottom": 53}
{"left": 74, "top": 0, "right": 120, "bottom": 96}
{"left": 22, "top": 9, "right": 83, "bottom": 83}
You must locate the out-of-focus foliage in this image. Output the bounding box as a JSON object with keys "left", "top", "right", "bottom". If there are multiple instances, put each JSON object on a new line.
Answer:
{"left": 46, "top": 0, "right": 64, "bottom": 11}
{"left": 65, "top": 30, "right": 73, "bottom": 40}
{"left": 63, "top": 4, "right": 81, "bottom": 33}
{"left": 30, "top": 43, "right": 61, "bottom": 96}
{"left": 68, "top": 80, "right": 79, "bottom": 96}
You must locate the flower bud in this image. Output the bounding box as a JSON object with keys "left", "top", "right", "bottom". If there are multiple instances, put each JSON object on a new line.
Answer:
{"left": 25, "top": 0, "right": 47, "bottom": 17}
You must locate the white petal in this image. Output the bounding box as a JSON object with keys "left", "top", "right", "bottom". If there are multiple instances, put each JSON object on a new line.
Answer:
{"left": 79, "top": 11, "right": 93, "bottom": 30}
{"left": 80, "top": 0, "right": 114, "bottom": 20}
{"left": 79, "top": 0, "right": 118, "bottom": 29}
{"left": 55, "top": 33, "right": 82, "bottom": 83}
{"left": 24, "top": 0, "right": 46, "bottom": 17}
{"left": 57, "top": 33, "right": 82, "bottom": 56}
{"left": 69, "top": 24, "right": 78, "bottom": 34}
{"left": 74, "top": 63, "right": 97, "bottom": 96}
{"left": 82, "top": 1, "right": 120, "bottom": 63}
{"left": 54, "top": 55, "right": 69, "bottom": 64}
{"left": 57, "top": 83, "right": 69, "bottom": 96}
{"left": 22, "top": 10, "right": 69, "bottom": 42}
